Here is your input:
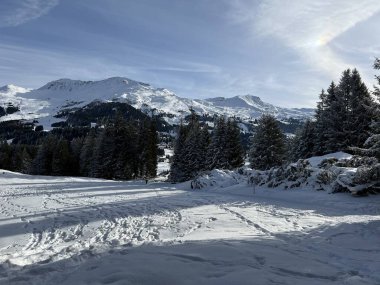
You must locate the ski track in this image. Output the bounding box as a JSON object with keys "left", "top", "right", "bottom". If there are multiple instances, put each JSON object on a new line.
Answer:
{"left": 0, "top": 176, "right": 379, "bottom": 284}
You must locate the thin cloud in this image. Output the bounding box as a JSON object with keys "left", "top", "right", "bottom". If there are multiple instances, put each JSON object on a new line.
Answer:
{"left": 228, "top": 0, "right": 380, "bottom": 77}
{"left": 0, "top": 0, "right": 59, "bottom": 27}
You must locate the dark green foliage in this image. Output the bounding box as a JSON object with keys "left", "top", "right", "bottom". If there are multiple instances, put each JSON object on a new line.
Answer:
{"left": 31, "top": 135, "right": 59, "bottom": 175}
{"left": 225, "top": 119, "right": 245, "bottom": 168}
{"left": 170, "top": 113, "right": 245, "bottom": 182}
{"left": 169, "top": 122, "right": 188, "bottom": 182}
{"left": 0, "top": 119, "right": 158, "bottom": 180}
{"left": 51, "top": 139, "right": 73, "bottom": 176}
{"left": 311, "top": 69, "right": 376, "bottom": 156}
{"left": 0, "top": 107, "right": 6, "bottom": 117}
{"left": 207, "top": 117, "right": 228, "bottom": 170}
{"left": 249, "top": 115, "right": 286, "bottom": 170}
{"left": 290, "top": 120, "right": 316, "bottom": 161}
{"left": 350, "top": 58, "right": 380, "bottom": 159}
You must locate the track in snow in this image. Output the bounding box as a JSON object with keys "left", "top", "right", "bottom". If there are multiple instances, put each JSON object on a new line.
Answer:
{"left": 0, "top": 172, "right": 379, "bottom": 285}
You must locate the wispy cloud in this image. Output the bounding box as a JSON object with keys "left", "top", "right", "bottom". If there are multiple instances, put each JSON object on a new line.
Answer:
{"left": 228, "top": 0, "right": 380, "bottom": 78}
{"left": 0, "top": 0, "right": 59, "bottom": 27}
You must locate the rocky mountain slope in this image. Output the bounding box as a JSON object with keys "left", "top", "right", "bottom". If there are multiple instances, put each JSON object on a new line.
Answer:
{"left": 0, "top": 77, "right": 314, "bottom": 129}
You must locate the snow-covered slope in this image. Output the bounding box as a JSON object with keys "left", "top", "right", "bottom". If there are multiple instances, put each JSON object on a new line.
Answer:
{"left": 0, "top": 77, "right": 314, "bottom": 128}
{"left": 0, "top": 171, "right": 379, "bottom": 284}
{"left": 0, "top": 84, "right": 50, "bottom": 122}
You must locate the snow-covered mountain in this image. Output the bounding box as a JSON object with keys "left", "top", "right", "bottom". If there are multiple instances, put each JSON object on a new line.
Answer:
{"left": 0, "top": 77, "right": 314, "bottom": 128}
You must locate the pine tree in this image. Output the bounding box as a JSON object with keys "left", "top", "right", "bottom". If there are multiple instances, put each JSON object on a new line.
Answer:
{"left": 51, "top": 139, "right": 72, "bottom": 176}
{"left": 312, "top": 69, "right": 376, "bottom": 155}
{"left": 144, "top": 120, "right": 158, "bottom": 178}
{"left": 207, "top": 117, "right": 228, "bottom": 169}
{"left": 350, "top": 58, "right": 380, "bottom": 159}
{"left": 80, "top": 130, "right": 96, "bottom": 177}
{"left": 31, "top": 136, "right": 58, "bottom": 175}
{"left": 198, "top": 125, "right": 210, "bottom": 171}
{"left": 313, "top": 88, "right": 330, "bottom": 155}
{"left": 0, "top": 142, "right": 11, "bottom": 170}
{"left": 21, "top": 147, "right": 33, "bottom": 174}
{"left": 225, "top": 118, "right": 245, "bottom": 168}
{"left": 290, "top": 119, "right": 315, "bottom": 160}
{"left": 249, "top": 115, "right": 286, "bottom": 170}
{"left": 346, "top": 69, "right": 375, "bottom": 147}
{"left": 169, "top": 123, "right": 188, "bottom": 182}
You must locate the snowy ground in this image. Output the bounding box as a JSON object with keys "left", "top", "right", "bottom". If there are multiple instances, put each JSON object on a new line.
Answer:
{"left": 0, "top": 170, "right": 379, "bottom": 285}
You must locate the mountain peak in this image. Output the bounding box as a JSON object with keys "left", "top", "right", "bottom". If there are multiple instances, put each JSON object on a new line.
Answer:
{"left": 38, "top": 77, "right": 151, "bottom": 92}
{"left": 236, "top": 94, "right": 266, "bottom": 106}
{"left": 38, "top": 79, "right": 92, "bottom": 91}
{"left": 0, "top": 84, "right": 30, "bottom": 95}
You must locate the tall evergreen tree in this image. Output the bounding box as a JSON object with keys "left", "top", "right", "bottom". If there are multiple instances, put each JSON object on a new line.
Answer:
{"left": 290, "top": 119, "right": 316, "bottom": 160}
{"left": 169, "top": 123, "right": 188, "bottom": 182}
{"left": 312, "top": 69, "right": 376, "bottom": 155}
{"left": 225, "top": 118, "right": 245, "bottom": 168}
{"left": 207, "top": 117, "right": 228, "bottom": 169}
{"left": 350, "top": 58, "right": 380, "bottom": 159}
{"left": 51, "top": 139, "right": 72, "bottom": 176}
{"left": 80, "top": 130, "right": 96, "bottom": 177}
{"left": 249, "top": 115, "right": 286, "bottom": 170}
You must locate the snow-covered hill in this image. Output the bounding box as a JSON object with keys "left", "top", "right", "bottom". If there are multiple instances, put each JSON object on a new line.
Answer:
{"left": 0, "top": 77, "right": 314, "bottom": 128}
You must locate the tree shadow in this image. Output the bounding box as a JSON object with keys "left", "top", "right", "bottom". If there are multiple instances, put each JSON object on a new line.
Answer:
{"left": 1, "top": 220, "right": 379, "bottom": 285}
{"left": 0, "top": 181, "right": 378, "bottom": 239}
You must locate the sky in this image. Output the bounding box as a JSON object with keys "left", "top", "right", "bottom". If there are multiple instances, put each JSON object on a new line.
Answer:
{"left": 0, "top": 0, "right": 380, "bottom": 107}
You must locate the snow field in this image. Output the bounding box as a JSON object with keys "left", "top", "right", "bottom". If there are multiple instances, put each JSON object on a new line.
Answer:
{"left": 0, "top": 170, "right": 379, "bottom": 284}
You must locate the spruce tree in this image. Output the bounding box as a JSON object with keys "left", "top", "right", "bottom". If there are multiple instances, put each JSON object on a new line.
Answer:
{"left": 312, "top": 69, "right": 376, "bottom": 155}
{"left": 80, "top": 130, "right": 96, "bottom": 177}
{"left": 249, "top": 115, "right": 286, "bottom": 170}
{"left": 207, "top": 117, "right": 228, "bottom": 169}
{"left": 51, "top": 139, "right": 72, "bottom": 176}
{"left": 350, "top": 58, "right": 380, "bottom": 159}
{"left": 225, "top": 118, "right": 245, "bottom": 168}
{"left": 290, "top": 119, "right": 315, "bottom": 160}
{"left": 169, "top": 123, "right": 188, "bottom": 182}
{"left": 198, "top": 125, "right": 210, "bottom": 171}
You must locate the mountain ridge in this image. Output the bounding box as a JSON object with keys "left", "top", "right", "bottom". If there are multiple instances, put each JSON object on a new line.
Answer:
{"left": 0, "top": 77, "right": 314, "bottom": 129}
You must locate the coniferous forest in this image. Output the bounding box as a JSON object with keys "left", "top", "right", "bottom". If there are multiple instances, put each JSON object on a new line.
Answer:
{"left": 0, "top": 117, "right": 158, "bottom": 180}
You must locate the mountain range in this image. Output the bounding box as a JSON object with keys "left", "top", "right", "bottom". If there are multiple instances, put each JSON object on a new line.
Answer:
{"left": 0, "top": 77, "right": 314, "bottom": 129}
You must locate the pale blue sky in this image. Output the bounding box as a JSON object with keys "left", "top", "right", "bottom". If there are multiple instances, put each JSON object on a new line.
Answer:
{"left": 1, "top": 0, "right": 380, "bottom": 107}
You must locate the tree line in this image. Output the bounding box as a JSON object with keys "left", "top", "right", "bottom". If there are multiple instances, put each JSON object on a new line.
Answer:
{"left": 0, "top": 117, "right": 158, "bottom": 180}
{"left": 169, "top": 111, "right": 245, "bottom": 182}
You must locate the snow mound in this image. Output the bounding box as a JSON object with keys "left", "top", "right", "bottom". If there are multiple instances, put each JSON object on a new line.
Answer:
{"left": 192, "top": 169, "right": 246, "bottom": 189}
{"left": 307, "top": 151, "right": 352, "bottom": 167}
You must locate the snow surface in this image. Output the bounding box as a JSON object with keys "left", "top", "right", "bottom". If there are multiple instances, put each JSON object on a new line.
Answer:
{"left": 307, "top": 152, "right": 353, "bottom": 167}
{"left": 0, "top": 170, "right": 379, "bottom": 284}
{"left": 0, "top": 78, "right": 313, "bottom": 129}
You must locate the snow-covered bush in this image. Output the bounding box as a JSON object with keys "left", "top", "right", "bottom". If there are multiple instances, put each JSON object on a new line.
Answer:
{"left": 248, "top": 153, "right": 380, "bottom": 195}
{"left": 191, "top": 153, "right": 380, "bottom": 196}
{"left": 191, "top": 169, "right": 245, "bottom": 189}
{"left": 335, "top": 155, "right": 378, "bottom": 168}
{"left": 248, "top": 159, "right": 312, "bottom": 189}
